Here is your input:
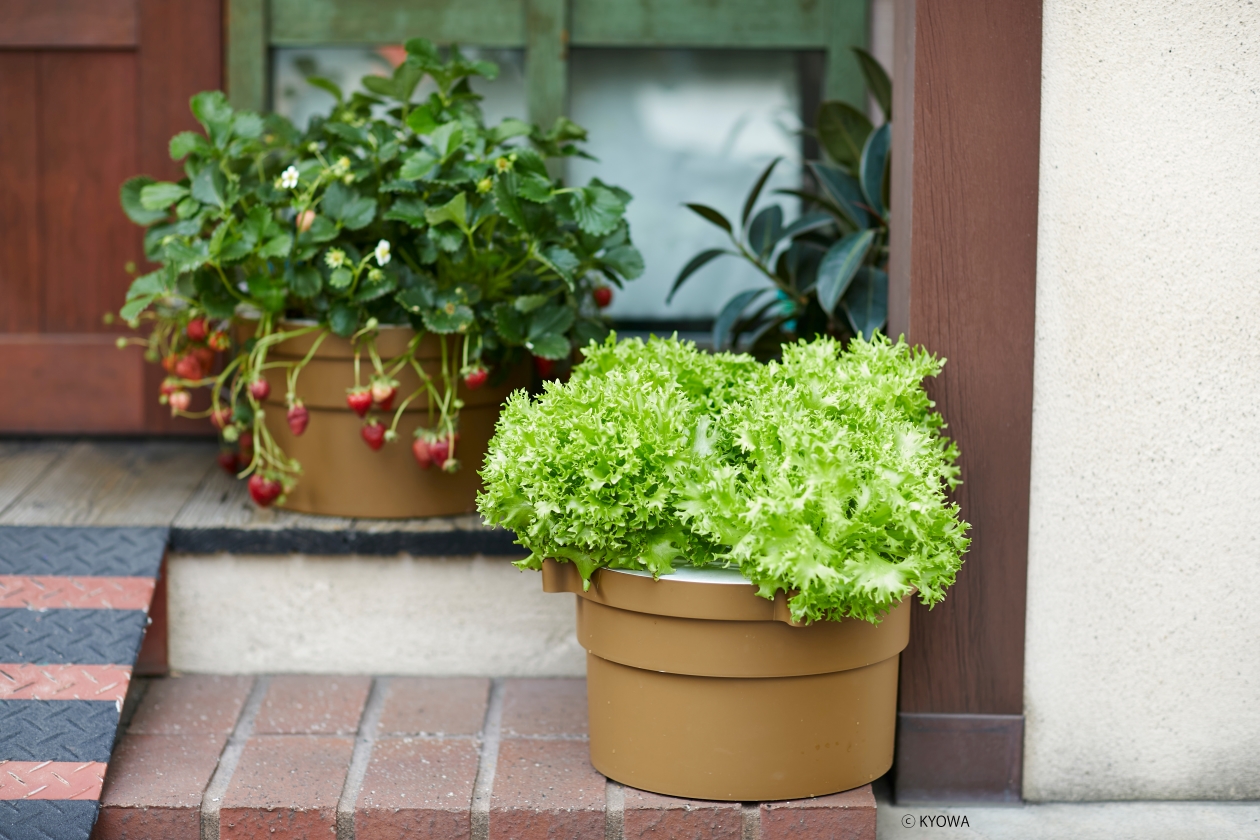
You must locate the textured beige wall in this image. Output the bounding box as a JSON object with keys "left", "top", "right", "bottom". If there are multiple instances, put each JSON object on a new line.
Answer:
{"left": 1025, "top": 1, "right": 1260, "bottom": 800}
{"left": 168, "top": 554, "right": 585, "bottom": 676}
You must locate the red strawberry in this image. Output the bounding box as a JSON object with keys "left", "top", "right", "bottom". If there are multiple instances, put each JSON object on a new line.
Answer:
{"left": 193, "top": 346, "right": 215, "bottom": 372}
{"left": 463, "top": 366, "right": 488, "bottom": 390}
{"left": 239, "top": 431, "right": 254, "bottom": 458}
{"left": 248, "top": 378, "right": 271, "bottom": 401}
{"left": 429, "top": 432, "right": 458, "bottom": 465}
{"left": 247, "top": 473, "right": 282, "bottom": 507}
{"left": 208, "top": 331, "right": 230, "bottom": 352}
{"left": 346, "top": 389, "right": 372, "bottom": 417}
{"left": 287, "top": 403, "right": 309, "bottom": 436}
{"left": 161, "top": 354, "right": 177, "bottom": 373}
{"left": 173, "top": 354, "right": 204, "bottom": 381}
{"left": 159, "top": 377, "right": 180, "bottom": 397}
{"left": 186, "top": 317, "right": 208, "bottom": 342}
{"left": 168, "top": 390, "right": 191, "bottom": 413}
{"left": 371, "top": 380, "right": 396, "bottom": 410}
{"left": 533, "top": 356, "right": 555, "bottom": 379}
{"left": 217, "top": 450, "right": 240, "bottom": 475}
{"left": 593, "top": 286, "right": 613, "bottom": 308}
{"left": 361, "top": 420, "right": 386, "bottom": 451}
{"left": 210, "top": 406, "right": 232, "bottom": 429}
{"left": 411, "top": 437, "right": 432, "bottom": 469}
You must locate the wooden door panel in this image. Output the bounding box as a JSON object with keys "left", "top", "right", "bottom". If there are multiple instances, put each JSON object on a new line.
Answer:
{"left": 39, "top": 51, "right": 141, "bottom": 334}
{"left": 0, "top": 0, "right": 138, "bottom": 48}
{"left": 0, "top": 0, "right": 222, "bottom": 434}
{"left": 0, "top": 52, "right": 42, "bottom": 333}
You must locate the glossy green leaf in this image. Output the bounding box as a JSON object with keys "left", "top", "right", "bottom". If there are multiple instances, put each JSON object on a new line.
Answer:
{"left": 816, "top": 230, "right": 875, "bottom": 315}
{"left": 816, "top": 101, "right": 872, "bottom": 171}
{"left": 329, "top": 267, "right": 353, "bottom": 289}
{"left": 247, "top": 273, "right": 287, "bottom": 312}
{"left": 190, "top": 165, "right": 227, "bottom": 209}
{"left": 741, "top": 157, "right": 781, "bottom": 227}
{"left": 232, "top": 112, "right": 264, "bottom": 140}
{"left": 843, "top": 267, "right": 889, "bottom": 338}
{"left": 809, "top": 163, "right": 870, "bottom": 230}
{"left": 685, "top": 203, "right": 733, "bottom": 235}
{"left": 712, "top": 288, "right": 768, "bottom": 350}
{"left": 778, "top": 211, "right": 835, "bottom": 242}
{"left": 852, "top": 47, "right": 892, "bottom": 121}
{"left": 490, "top": 118, "right": 531, "bottom": 143}
{"left": 514, "top": 293, "right": 551, "bottom": 313}
{"left": 748, "top": 205, "right": 784, "bottom": 257}
{"left": 859, "top": 122, "right": 891, "bottom": 218}
{"left": 667, "top": 248, "right": 730, "bottom": 303}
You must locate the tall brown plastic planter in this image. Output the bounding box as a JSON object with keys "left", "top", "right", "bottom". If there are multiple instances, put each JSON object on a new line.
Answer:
{"left": 542, "top": 559, "right": 909, "bottom": 801}
{"left": 254, "top": 324, "right": 525, "bottom": 518}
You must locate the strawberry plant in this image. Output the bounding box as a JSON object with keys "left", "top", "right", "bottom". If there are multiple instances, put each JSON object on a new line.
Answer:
{"left": 118, "top": 39, "right": 642, "bottom": 504}
{"left": 478, "top": 334, "right": 969, "bottom": 624}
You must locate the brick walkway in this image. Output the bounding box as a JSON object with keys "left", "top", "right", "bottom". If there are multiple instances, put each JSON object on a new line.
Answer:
{"left": 92, "top": 675, "right": 875, "bottom": 840}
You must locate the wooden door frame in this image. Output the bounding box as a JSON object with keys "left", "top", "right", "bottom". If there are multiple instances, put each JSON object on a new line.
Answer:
{"left": 888, "top": 0, "right": 1042, "bottom": 803}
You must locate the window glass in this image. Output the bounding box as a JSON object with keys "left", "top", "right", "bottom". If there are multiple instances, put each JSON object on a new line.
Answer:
{"left": 272, "top": 46, "right": 526, "bottom": 130}
{"left": 568, "top": 50, "right": 802, "bottom": 322}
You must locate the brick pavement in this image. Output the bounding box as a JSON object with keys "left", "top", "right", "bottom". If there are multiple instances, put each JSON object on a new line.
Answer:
{"left": 92, "top": 675, "right": 876, "bottom": 840}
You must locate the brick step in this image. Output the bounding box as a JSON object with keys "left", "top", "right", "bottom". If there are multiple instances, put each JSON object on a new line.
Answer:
{"left": 92, "top": 675, "right": 875, "bottom": 840}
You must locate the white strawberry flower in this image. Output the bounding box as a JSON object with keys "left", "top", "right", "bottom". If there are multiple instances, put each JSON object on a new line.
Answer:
{"left": 374, "top": 239, "right": 392, "bottom": 266}
{"left": 279, "top": 165, "right": 299, "bottom": 189}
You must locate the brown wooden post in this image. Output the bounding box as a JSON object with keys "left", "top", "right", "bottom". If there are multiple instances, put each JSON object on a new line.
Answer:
{"left": 888, "top": 0, "right": 1042, "bottom": 804}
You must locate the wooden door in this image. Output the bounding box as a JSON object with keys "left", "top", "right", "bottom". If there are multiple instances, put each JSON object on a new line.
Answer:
{"left": 0, "top": 0, "right": 222, "bottom": 434}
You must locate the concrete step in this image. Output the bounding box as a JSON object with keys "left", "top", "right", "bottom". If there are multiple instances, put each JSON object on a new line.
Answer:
{"left": 92, "top": 674, "right": 876, "bottom": 840}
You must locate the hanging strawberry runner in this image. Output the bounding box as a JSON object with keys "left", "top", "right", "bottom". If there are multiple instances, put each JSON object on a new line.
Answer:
{"left": 117, "top": 39, "right": 639, "bottom": 509}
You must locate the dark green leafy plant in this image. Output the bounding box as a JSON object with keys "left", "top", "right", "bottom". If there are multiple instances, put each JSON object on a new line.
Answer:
{"left": 479, "top": 334, "right": 969, "bottom": 624}
{"left": 118, "top": 39, "right": 641, "bottom": 502}
{"left": 670, "top": 48, "right": 892, "bottom": 353}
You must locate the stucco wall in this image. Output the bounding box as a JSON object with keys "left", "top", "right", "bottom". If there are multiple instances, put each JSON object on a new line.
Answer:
{"left": 1025, "top": 1, "right": 1260, "bottom": 800}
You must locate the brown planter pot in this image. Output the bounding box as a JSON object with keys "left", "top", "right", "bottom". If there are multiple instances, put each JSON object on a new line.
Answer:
{"left": 542, "top": 559, "right": 909, "bottom": 801}
{"left": 254, "top": 324, "right": 525, "bottom": 518}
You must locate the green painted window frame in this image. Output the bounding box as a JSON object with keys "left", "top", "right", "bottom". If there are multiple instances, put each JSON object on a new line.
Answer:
{"left": 227, "top": 0, "right": 869, "bottom": 127}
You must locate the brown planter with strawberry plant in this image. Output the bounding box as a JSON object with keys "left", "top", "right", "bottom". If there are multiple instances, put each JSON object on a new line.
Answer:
{"left": 116, "top": 41, "right": 642, "bottom": 516}
{"left": 253, "top": 324, "right": 525, "bottom": 517}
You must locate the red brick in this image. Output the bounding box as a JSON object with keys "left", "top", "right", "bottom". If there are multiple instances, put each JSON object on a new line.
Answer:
{"left": 93, "top": 734, "right": 225, "bottom": 839}
{"left": 623, "top": 787, "right": 743, "bottom": 840}
{"left": 354, "top": 738, "right": 479, "bottom": 840}
{"left": 759, "top": 785, "right": 877, "bottom": 840}
{"left": 254, "top": 675, "right": 371, "bottom": 735}
{"left": 91, "top": 807, "right": 198, "bottom": 840}
{"left": 128, "top": 675, "right": 253, "bottom": 736}
{"left": 500, "top": 678, "right": 588, "bottom": 737}
{"left": 490, "top": 739, "right": 604, "bottom": 840}
{"left": 376, "top": 677, "right": 489, "bottom": 736}
{"left": 220, "top": 735, "right": 354, "bottom": 840}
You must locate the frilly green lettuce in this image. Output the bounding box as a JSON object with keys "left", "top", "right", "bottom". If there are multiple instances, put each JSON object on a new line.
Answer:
{"left": 477, "top": 333, "right": 969, "bottom": 622}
